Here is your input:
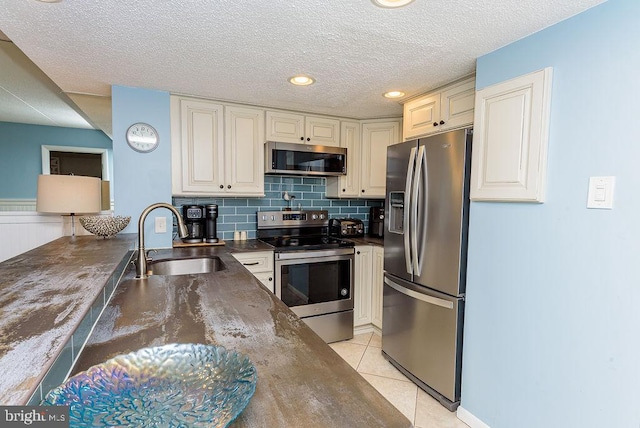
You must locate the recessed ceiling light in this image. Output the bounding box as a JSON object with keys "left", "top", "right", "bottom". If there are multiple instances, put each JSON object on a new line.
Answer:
{"left": 289, "top": 75, "right": 315, "bottom": 86}
{"left": 383, "top": 91, "right": 406, "bottom": 99}
{"left": 372, "top": 0, "right": 415, "bottom": 8}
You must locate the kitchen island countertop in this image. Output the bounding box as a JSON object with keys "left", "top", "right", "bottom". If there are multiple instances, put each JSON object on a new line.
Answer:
{"left": 72, "top": 246, "right": 411, "bottom": 427}
{"left": 0, "top": 234, "right": 136, "bottom": 405}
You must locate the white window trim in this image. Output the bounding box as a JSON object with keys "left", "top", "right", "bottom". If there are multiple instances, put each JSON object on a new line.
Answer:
{"left": 41, "top": 145, "right": 110, "bottom": 180}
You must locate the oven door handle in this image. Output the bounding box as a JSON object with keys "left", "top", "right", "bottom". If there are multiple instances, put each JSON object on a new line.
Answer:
{"left": 276, "top": 248, "right": 355, "bottom": 260}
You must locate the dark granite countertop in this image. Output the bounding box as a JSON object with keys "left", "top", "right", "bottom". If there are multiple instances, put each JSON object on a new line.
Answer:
{"left": 347, "top": 235, "right": 385, "bottom": 247}
{"left": 0, "top": 234, "right": 136, "bottom": 405}
{"left": 72, "top": 246, "right": 411, "bottom": 427}
{"left": 224, "top": 239, "right": 275, "bottom": 252}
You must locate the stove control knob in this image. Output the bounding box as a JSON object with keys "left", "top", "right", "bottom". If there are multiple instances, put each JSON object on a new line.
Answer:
{"left": 340, "top": 288, "right": 349, "bottom": 297}
{"left": 261, "top": 215, "right": 267, "bottom": 221}
{"left": 311, "top": 214, "right": 318, "bottom": 220}
{"left": 319, "top": 214, "right": 325, "bottom": 219}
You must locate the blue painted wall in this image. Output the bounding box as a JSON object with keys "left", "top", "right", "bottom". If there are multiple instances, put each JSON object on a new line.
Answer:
{"left": 462, "top": 1, "right": 640, "bottom": 427}
{"left": 112, "top": 86, "right": 173, "bottom": 249}
{"left": 174, "top": 175, "right": 383, "bottom": 241}
{"left": 0, "top": 122, "right": 112, "bottom": 198}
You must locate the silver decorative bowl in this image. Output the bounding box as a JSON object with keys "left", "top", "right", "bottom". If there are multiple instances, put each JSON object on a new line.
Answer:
{"left": 42, "top": 343, "right": 257, "bottom": 427}
{"left": 79, "top": 215, "right": 130, "bottom": 238}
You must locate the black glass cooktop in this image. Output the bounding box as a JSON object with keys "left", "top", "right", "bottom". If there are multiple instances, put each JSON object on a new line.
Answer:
{"left": 259, "top": 235, "right": 354, "bottom": 251}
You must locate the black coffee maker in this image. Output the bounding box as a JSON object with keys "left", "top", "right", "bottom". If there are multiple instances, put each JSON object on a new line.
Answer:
{"left": 369, "top": 206, "right": 385, "bottom": 238}
{"left": 182, "top": 205, "right": 205, "bottom": 243}
{"left": 204, "top": 204, "right": 219, "bottom": 243}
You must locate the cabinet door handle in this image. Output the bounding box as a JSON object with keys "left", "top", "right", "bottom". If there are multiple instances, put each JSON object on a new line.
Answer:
{"left": 300, "top": 136, "right": 304, "bottom": 141}
{"left": 342, "top": 188, "right": 346, "bottom": 192}
{"left": 357, "top": 251, "right": 361, "bottom": 254}
{"left": 361, "top": 189, "right": 365, "bottom": 193}
{"left": 268, "top": 277, "right": 273, "bottom": 281}
{"left": 243, "top": 261, "right": 260, "bottom": 266}
{"left": 439, "top": 120, "right": 445, "bottom": 125}
{"left": 433, "top": 122, "right": 438, "bottom": 127}
{"left": 227, "top": 185, "right": 231, "bottom": 189}
{"left": 306, "top": 137, "right": 311, "bottom": 141}
{"left": 219, "top": 185, "right": 224, "bottom": 189}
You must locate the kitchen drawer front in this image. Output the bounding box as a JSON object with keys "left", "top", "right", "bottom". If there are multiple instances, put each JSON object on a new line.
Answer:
{"left": 232, "top": 251, "right": 274, "bottom": 273}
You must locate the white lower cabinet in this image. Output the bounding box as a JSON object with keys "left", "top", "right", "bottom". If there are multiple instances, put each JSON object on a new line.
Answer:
{"left": 231, "top": 251, "right": 274, "bottom": 293}
{"left": 354, "top": 245, "right": 373, "bottom": 327}
{"left": 353, "top": 245, "right": 384, "bottom": 332}
{"left": 371, "top": 246, "right": 384, "bottom": 329}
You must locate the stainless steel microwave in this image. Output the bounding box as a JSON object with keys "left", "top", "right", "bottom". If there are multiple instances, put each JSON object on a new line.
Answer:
{"left": 265, "top": 141, "right": 347, "bottom": 176}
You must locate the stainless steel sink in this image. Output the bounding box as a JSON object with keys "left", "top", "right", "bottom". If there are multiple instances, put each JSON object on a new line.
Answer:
{"left": 146, "top": 256, "right": 225, "bottom": 276}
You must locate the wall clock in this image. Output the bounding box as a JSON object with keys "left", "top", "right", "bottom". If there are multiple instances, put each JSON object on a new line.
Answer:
{"left": 126, "top": 122, "right": 159, "bottom": 153}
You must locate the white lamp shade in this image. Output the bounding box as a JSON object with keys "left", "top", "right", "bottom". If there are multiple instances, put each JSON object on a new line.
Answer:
{"left": 36, "top": 174, "right": 102, "bottom": 214}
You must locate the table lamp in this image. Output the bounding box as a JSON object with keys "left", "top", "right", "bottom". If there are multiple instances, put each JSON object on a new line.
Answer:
{"left": 36, "top": 174, "right": 102, "bottom": 236}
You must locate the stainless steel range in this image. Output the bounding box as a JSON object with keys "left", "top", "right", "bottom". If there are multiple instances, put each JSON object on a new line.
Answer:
{"left": 257, "top": 210, "right": 355, "bottom": 343}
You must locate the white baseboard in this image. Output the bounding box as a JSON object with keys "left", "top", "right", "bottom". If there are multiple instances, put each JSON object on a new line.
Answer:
{"left": 457, "top": 406, "right": 490, "bottom": 428}
{"left": 354, "top": 324, "right": 382, "bottom": 336}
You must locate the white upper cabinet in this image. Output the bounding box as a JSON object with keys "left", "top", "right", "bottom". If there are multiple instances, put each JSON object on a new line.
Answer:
{"left": 266, "top": 110, "right": 340, "bottom": 146}
{"left": 326, "top": 119, "right": 401, "bottom": 199}
{"left": 224, "top": 105, "right": 265, "bottom": 195}
{"left": 470, "top": 68, "right": 553, "bottom": 203}
{"left": 265, "top": 111, "right": 303, "bottom": 144}
{"left": 325, "top": 121, "right": 361, "bottom": 198}
{"left": 403, "top": 77, "right": 475, "bottom": 140}
{"left": 361, "top": 120, "right": 401, "bottom": 198}
{"left": 171, "top": 96, "right": 265, "bottom": 197}
{"left": 171, "top": 98, "right": 225, "bottom": 195}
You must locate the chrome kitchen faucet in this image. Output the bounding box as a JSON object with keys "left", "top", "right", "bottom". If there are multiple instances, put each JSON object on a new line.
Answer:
{"left": 135, "top": 202, "right": 188, "bottom": 279}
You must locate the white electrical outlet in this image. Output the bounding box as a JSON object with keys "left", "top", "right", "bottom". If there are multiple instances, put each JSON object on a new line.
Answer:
{"left": 155, "top": 216, "right": 167, "bottom": 233}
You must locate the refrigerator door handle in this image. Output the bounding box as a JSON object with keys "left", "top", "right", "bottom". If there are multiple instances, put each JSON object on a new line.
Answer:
{"left": 410, "top": 146, "right": 424, "bottom": 276}
{"left": 384, "top": 276, "right": 454, "bottom": 309}
{"left": 403, "top": 146, "right": 417, "bottom": 275}
{"left": 413, "top": 146, "right": 429, "bottom": 276}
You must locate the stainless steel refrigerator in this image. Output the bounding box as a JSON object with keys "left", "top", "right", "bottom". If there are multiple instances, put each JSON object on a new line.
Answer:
{"left": 382, "top": 127, "right": 472, "bottom": 411}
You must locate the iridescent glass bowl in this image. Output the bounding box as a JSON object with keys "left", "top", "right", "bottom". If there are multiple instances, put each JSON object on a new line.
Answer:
{"left": 42, "top": 343, "right": 257, "bottom": 427}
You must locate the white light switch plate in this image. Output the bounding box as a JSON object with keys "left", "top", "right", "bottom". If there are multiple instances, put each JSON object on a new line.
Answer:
{"left": 155, "top": 216, "right": 167, "bottom": 233}
{"left": 587, "top": 176, "right": 615, "bottom": 209}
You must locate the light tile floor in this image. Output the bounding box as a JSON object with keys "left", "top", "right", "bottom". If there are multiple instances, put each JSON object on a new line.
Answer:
{"left": 329, "top": 332, "right": 469, "bottom": 428}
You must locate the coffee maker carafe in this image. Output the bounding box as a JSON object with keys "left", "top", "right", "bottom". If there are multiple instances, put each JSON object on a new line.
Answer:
{"left": 182, "top": 205, "right": 205, "bottom": 243}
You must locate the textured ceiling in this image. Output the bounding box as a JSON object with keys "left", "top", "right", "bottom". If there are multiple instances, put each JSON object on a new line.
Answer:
{"left": 0, "top": 0, "right": 605, "bottom": 125}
